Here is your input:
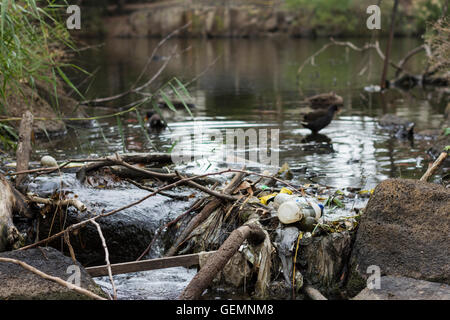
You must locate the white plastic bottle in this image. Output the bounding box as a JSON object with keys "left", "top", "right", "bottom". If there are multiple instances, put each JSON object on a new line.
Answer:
{"left": 273, "top": 193, "right": 295, "bottom": 207}
{"left": 277, "top": 197, "right": 323, "bottom": 225}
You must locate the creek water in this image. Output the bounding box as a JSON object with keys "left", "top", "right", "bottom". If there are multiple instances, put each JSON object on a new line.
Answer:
{"left": 32, "top": 37, "right": 448, "bottom": 299}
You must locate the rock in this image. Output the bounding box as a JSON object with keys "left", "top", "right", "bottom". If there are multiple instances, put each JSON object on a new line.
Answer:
{"left": 445, "top": 103, "right": 450, "bottom": 121}
{"left": 40, "top": 155, "right": 58, "bottom": 167}
{"left": 347, "top": 179, "right": 450, "bottom": 297}
{"left": 265, "top": 15, "right": 278, "bottom": 32}
{"left": 353, "top": 276, "right": 450, "bottom": 300}
{"left": 0, "top": 247, "right": 106, "bottom": 299}
{"left": 378, "top": 114, "right": 415, "bottom": 138}
{"left": 38, "top": 181, "right": 199, "bottom": 266}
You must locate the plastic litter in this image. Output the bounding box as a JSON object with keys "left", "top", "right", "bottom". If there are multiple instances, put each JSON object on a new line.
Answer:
{"left": 259, "top": 187, "right": 293, "bottom": 205}
{"left": 277, "top": 196, "right": 323, "bottom": 225}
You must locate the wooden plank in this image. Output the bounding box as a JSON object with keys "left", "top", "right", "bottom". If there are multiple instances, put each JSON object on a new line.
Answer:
{"left": 86, "top": 251, "right": 216, "bottom": 277}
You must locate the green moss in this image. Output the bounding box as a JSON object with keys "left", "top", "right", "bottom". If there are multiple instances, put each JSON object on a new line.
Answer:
{"left": 213, "top": 12, "right": 224, "bottom": 32}
{"left": 345, "top": 263, "right": 367, "bottom": 298}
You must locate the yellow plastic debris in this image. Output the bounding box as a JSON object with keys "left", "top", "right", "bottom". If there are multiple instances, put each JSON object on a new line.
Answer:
{"left": 259, "top": 193, "right": 278, "bottom": 205}
{"left": 279, "top": 187, "right": 293, "bottom": 195}
{"left": 259, "top": 187, "right": 293, "bottom": 204}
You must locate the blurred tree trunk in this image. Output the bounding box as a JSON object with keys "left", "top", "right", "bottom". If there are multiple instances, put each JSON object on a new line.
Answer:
{"left": 380, "top": 0, "right": 399, "bottom": 89}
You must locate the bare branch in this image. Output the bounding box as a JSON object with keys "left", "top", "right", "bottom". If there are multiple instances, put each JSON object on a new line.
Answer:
{"left": 91, "top": 220, "right": 117, "bottom": 300}
{"left": 28, "top": 196, "right": 87, "bottom": 212}
{"left": 420, "top": 152, "right": 448, "bottom": 182}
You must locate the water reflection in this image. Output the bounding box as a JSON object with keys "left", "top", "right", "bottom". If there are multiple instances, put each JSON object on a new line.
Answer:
{"left": 43, "top": 37, "right": 449, "bottom": 190}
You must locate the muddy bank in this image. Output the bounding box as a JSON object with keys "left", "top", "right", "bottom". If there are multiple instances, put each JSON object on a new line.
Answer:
{"left": 1, "top": 79, "right": 88, "bottom": 137}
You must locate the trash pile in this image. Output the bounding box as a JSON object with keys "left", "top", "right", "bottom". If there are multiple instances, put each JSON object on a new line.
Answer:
{"left": 1, "top": 153, "right": 365, "bottom": 300}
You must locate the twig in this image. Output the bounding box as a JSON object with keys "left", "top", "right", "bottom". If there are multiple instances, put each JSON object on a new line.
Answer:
{"left": 124, "top": 178, "right": 188, "bottom": 200}
{"left": 297, "top": 38, "right": 408, "bottom": 80}
{"left": 395, "top": 44, "right": 430, "bottom": 77}
{"left": 80, "top": 27, "right": 185, "bottom": 106}
{"left": 91, "top": 220, "right": 117, "bottom": 300}
{"left": 136, "top": 197, "right": 207, "bottom": 261}
{"left": 420, "top": 152, "right": 448, "bottom": 182}
{"left": 0, "top": 257, "right": 106, "bottom": 300}
{"left": 64, "top": 231, "right": 77, "bottom": 263}
{"left": 175, "top": 171, "right": 238, "bottom": 202}
{"left": 28, "top": 196, "right": 87, "bottom": 212}
{"left": 132, "top": 22, "right": 192, "bottom": 88}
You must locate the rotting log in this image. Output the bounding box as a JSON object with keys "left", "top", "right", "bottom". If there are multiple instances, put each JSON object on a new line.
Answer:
{"left": 15, "top": 111, "right": 34, "bottom": 188}
{"left": 0, "top": 174, "right": 32, "bottom": 251}
{"left": 75, "top": 153, "right": 174, "bottom": 182}
{"left": 165, "top": 170, "right": 246, "bottom": 257}
{"left": 179, "top": 224, "right": 266, "bottom": 300}
{"left": 76, "top": 154, "right": 220, "bottom": 186}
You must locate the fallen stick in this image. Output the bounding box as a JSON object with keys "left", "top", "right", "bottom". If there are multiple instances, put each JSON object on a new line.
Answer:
{"left": 420, "top": 152, "right": 448, "bottom": 182}
{"left": 178, "top": 224, "right": 266, "bottom": 300}
{"left": 124, "top": 178, "right": 187, "bottom": 200}
{"left": 165, "top": 170, "right": 246, "bottom": 257}
{"left": 15, "top": 111, "right": 34, "bottom": 187}
{"left": 136, "top": 194, "right": 211, "bottom": 261}
{"left": 0, "top": 257, "right": 106, "bottom": 300}
{"left": 87, "top": 251, "right": 217, "bottom": 277}
{"left": 28, "top": 196, "right": 87, "bottom": 212}
{"left": 91, "top": 220, "right": 117, "bottom": 300}
{"left": 303, "top": 285, "right": 328, "bottom": 300}
{"left": 175, "top": 171, "right": 237, "bottom": 202}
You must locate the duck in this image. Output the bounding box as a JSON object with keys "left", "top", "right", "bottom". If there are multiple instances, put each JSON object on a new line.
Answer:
{"left": 301, "top": 104, "right": 340, "bottom": 134}
{"left": 305, "top": 92, "right": 343, "bottom": 109}
{"left": 378, "top": 114, "right": 414, "bottom": 139}
{"left": 145, "top": 111, "right": 166, "bottom": 130}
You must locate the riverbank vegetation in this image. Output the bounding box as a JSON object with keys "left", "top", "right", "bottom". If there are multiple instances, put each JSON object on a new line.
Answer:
{"left": 0, "top": 0, "right": 77, "bottom": 108}
{"left": 285, "top": 0, "right": 448, "bottom": 36}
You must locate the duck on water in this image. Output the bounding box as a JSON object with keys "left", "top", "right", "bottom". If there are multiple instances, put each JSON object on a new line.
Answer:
{"left": 145, "top": 111, "right": 167, "bottom": 130}
{"left": 301, "top": 104, "right": 340, "bottom": 134}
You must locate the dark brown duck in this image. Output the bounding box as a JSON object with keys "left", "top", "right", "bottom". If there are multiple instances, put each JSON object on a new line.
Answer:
{"left": 301, "top": 105, "right": 339, "bottom": 134}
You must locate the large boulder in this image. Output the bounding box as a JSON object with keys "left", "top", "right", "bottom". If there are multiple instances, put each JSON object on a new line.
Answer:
{"left": 36, "top": 174, "right": 200, "bottom": 266}
{"left": 347, "top": 179, "right": 450, "bottom": 297}
{"left": 0, "top": 247, "right": 106, "bottom": 300}
{"left": 353, "top": 276, "right": 450, "bottom": 300}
